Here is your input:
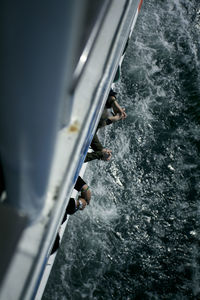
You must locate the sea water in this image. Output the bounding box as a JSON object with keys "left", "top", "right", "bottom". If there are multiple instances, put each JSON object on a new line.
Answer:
{"left": 43, "top": 1, "right": 200, "bottom": 299}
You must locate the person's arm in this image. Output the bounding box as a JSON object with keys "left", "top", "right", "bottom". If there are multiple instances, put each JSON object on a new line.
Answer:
{"left": 85, "top": 148, "right": 112, "bottom": 162}
{"left": 74, "top": 176, "right": 91, "bottom": 205}
{"left": 107, "top": 113, "right": 122, "bottom": 123}
{"left": 106, "top": 94, "right": 127, "bottom": 120}
{"left": 85, "top": 151, "right": 103, "bottom": 162}
{"left": 112, "top": 98, "right": 127, "bottom": 119}
{"left": 81, "top": 184, "right": 91, "bottom": 205}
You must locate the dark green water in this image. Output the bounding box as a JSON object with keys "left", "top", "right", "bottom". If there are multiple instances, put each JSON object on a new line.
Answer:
{"left": 43, "top": 1, "right": 200, "bottom": 299}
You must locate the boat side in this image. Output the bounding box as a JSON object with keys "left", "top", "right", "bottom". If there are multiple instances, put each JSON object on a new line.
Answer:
{"left": 0, "top": 1, "right": 143, "bottom": 299}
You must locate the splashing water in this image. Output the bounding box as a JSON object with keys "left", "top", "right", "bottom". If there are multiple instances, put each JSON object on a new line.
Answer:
{"left": 43, "top": 1, "right": 200, "bottom": 299}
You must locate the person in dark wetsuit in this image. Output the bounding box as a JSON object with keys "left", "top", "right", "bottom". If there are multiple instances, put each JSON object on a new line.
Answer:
{"left": 51, "top": 176, "right": 91, "bottom": 254}
{"left": 85, "top": 89, "right": 127, "bottom": 163}
{"left": 62, "top": 176, "right": 91, "bottom": 219}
